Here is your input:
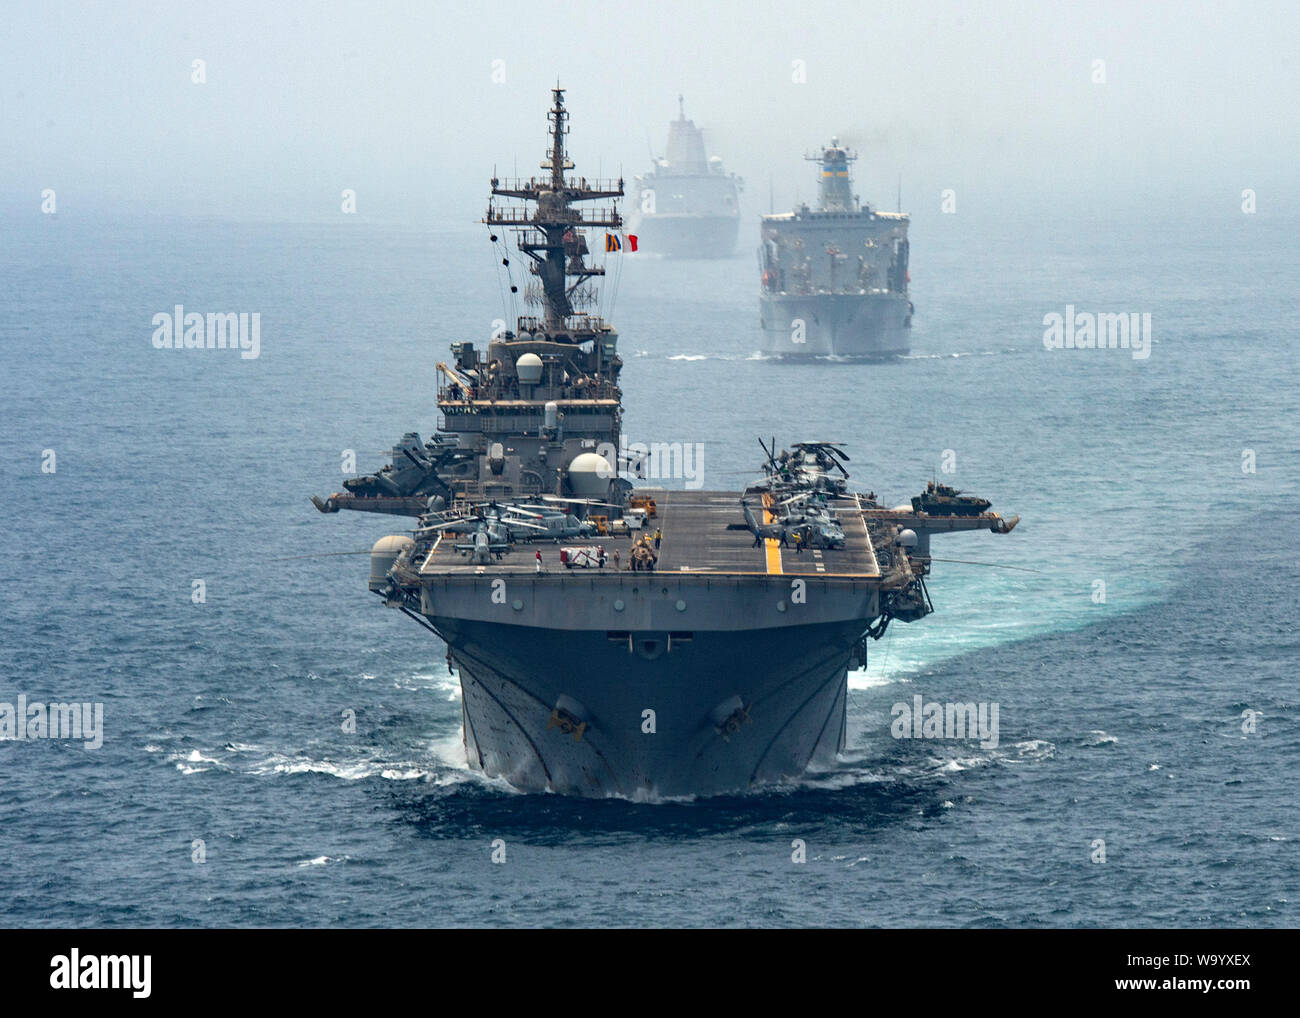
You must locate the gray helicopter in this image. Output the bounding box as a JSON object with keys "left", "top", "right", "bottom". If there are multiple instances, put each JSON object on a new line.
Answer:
{"left": 416, "top": 496, "right": 615, "bottom": 549}
{"left": 452, "top": 521, "right": 512, "bottom": 564}
{"left": 740, "top": 501, "right": 793, "bottom": 547}
{"left": 739, "top": 493, "right": 846, "bottom": 550}
{"left": 417, "top": 500, "right": 548, "bottom": 554}
{"left": 343, "top": 431, "right": 471, "bottom": 501}
{"left": 756, "top": 438, "right": 852, "bottom": 498}
{"left": 736, "top": 438, "right": 854, "bottom": 549}
{"left": 516, "top": 496, "right": 620, "bottom": 539}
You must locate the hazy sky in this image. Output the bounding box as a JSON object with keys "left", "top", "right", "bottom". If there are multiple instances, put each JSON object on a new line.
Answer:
{"left": 4, "top": 1, "right": 1297, "bottom": 224}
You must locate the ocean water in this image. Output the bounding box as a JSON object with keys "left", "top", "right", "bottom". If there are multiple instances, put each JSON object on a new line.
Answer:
{"left": 1, "top": 207, "right": 1296, "bottom": 927}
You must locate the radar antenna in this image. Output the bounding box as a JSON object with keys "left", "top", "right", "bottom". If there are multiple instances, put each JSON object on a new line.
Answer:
{"left": 485, "top": 86, "right": 625, "bottom": 336}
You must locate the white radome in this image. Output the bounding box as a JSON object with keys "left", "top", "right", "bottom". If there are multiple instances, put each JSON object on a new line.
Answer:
{"left": 567, "top": 452, "right": 615, "bottom": 496}
{"left": 516, "top": 352, "right": 544, "bottom": 384}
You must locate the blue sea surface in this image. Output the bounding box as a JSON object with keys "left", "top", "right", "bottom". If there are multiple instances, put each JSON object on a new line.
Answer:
{"left": 1, "top": 208, "right": 1295, "bottom": 927}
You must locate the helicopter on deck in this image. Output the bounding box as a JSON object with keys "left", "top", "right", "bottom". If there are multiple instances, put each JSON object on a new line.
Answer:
{"left": 414, "top": 495, "right": 620, "bottom": 549}
{"left": 756, "top": 438, "right": 852, "bottom": 498}
{"left": 453, "top": 522, "right": 512, "bottom": 564}
{"left": 739, "top": 490, "right": 846, "bottom": 550}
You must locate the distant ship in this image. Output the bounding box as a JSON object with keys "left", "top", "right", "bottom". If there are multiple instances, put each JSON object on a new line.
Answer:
{"left": 627, "top": 96, "right": 742, "bottom": 258}
{"left": 758, "top": 139, "right": 912, "bottom": 357}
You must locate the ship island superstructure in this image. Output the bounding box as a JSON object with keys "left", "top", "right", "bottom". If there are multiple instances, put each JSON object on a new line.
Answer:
{"left": 759, "top": 139, "right": 911, "bottom": 357}
{"left": 313, "top": 90, "right": 1017, "bottom": 799}
{"left": 628, "top": 96, "right": 742, "bottom": 258}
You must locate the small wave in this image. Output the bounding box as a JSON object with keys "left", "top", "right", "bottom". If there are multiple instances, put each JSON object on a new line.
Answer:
{"left": 1009, "top": 739, "right": 1056, "bottom": 762}
{"left": 249, "top": 753, "right": 433, "bottom": 781}
{"left": 295, "top": 854, "right": 349, "bottom": 868}
{"left": 396, "top": 670, "right": 460, "bottom": 698}
{"left": 625, "top": 786, "right": 699, "bottom": 804}
{"left": 899, "top": 348, "right": 1021, "bottom": 360}
{"left": 792, "top": 763, "right": 892, "bottom": 791}
{"left": 847, "top": 667, "right": 900, "bottom": 691}
{"left": 1080, "top": 730, "right": 1118, "bottom": 747}
{"left": 926, "top": 738, "right": 1055, "bottom": 773}
{"left": 427, "top": 730, "right": 470, "bottom": 768}
{"left": 163, "top": 741, "right": 446, "bottom": 783}
{"left": 379, "top": 767, "right": 428, "bottom": 780}
{"left": 173, "top": 748, "right": 223, "bottom": 774}
{"left": 938, "top": 756, "right": 982, "bottom": 772}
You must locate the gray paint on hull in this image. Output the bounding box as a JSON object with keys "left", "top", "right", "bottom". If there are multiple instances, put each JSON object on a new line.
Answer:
{"left": 440, "top": 618, "right": 859, "bottom": 798}
{"left": 760, "top": 292, "right": 911, "bottom": 358}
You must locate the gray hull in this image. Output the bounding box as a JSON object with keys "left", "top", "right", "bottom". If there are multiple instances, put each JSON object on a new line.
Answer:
{"left": 630, "top": 214, "right": 739, "bottom": 259}
{"left": 760, "top": 292, "right": 911, "bottom": 358}
{"left": 440, "top": 618, "right": 857, "bottom": 798}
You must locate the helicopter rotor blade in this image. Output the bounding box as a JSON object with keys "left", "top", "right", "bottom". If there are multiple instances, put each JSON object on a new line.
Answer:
{"left": 539, "top": 496, "right": 620, "bottom": 508}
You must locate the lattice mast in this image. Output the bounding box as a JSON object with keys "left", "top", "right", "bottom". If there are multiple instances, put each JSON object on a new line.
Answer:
{"left": 486, "top": 87, "right": 624, "bottom": 333}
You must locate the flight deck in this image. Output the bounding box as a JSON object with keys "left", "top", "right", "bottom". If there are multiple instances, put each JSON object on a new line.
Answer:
{"left": 416, "top": 490, "right": 885, "bottom": 578}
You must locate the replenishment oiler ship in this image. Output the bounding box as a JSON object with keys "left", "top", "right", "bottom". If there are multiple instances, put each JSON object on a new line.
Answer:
{"left": 313, "top": 89, "right": 1017, "bottom": 798}
{"left": 759, "top": 138, "right": 912, "bottom": 357}
{"left": 627, "top": 96, "right": 742, "bottom": 258}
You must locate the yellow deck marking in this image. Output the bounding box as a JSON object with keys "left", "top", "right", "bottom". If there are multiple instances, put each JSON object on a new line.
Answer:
{"left": 761, "top": 493, "right": 783, "bottom": 575}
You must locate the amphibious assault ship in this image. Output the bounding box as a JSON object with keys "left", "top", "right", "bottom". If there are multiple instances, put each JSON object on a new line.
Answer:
{"left": 313, "top": 89, "right": 1017, "bottom": 798}
{"left": 627, "top": 96, "right": 742, "bottom": 258}
{"left": 759, "top": 139, "right": 911, "bottom": 357}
